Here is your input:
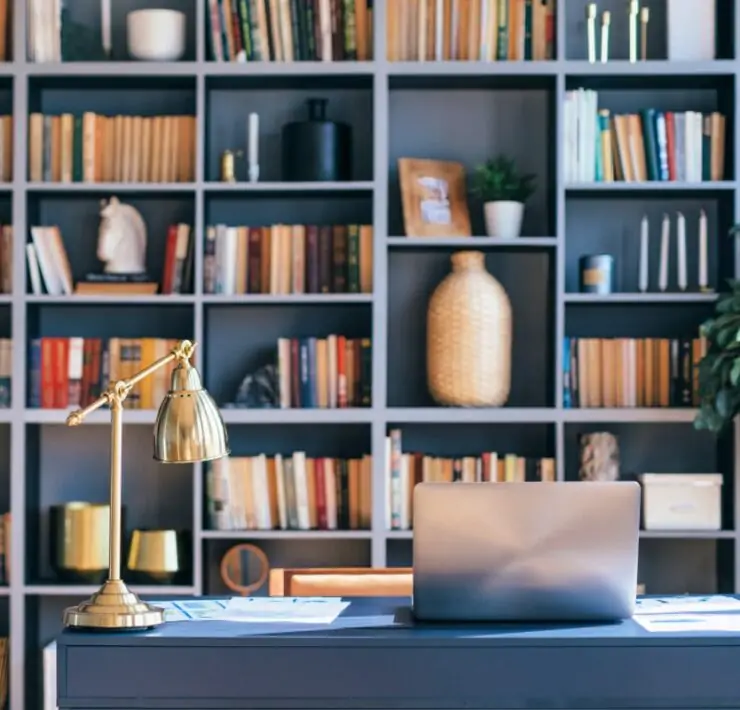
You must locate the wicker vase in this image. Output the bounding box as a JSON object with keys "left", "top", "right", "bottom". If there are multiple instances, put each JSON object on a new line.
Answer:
{"left": 427, "top": 251, "right": 512, "bottom": 407}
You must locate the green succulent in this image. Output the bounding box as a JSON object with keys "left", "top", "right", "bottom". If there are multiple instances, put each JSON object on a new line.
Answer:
{"left": 470, "top": 155, "right": 536, "bottom": 204}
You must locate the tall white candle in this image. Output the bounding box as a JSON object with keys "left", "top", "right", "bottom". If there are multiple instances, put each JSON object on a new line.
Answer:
{"left": 638, "top": 215, "right": 649, "bottom": 292}
{"left": 101, "top": 0, "right": 112, "bottom": 57}
{"left": 658, "top": 213, "right": 670, "bottom": 292}
{"left": 677, "top": 212, "right": 687, "bottom": 291}
{"left": 248, "top": 113, "right": 259, "bottom": 182}
{"left": 699, "top": 209, "right": 708, "bottom": 290}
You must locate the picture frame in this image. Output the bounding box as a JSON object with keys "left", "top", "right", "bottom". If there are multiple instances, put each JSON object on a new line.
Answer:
{"left": 398, "top": 158, "right": 472, "bottom": 238}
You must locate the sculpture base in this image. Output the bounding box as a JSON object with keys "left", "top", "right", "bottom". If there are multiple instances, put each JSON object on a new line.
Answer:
{"left": 63, "top": 579, "right": 165, "bottom": 630}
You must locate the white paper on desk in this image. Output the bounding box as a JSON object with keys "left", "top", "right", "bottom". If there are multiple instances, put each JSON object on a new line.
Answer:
{"left": 151, "top": 599, "right": 228, "bottom": 622}
{"left": 635, "top": 595, "right": 740, "bottom": 615}
{"left": 635, "top": 613, "right": 740, "bottom": 633}
{"left": 218, "top": 596, "right": 350, "bottom": 623}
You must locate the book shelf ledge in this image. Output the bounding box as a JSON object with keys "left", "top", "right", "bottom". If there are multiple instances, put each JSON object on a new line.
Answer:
{"left": 387, "top": 237, "right": 558, "bottom": 248}
{"left": 205, "top": 61, "right": 377, "bottom": 76}
{"left": 220, "top": 409, "right": 375, "bottom": 424}
{"left": 386, "top": 408, "right": 557, "bottom": 423}
{"left": 25, "top": 182, "right": 197, "bottom": 193}
{"left": 23, "top": 584, "right": 196, "bottom": 596}
{"left": 24, "top": 409, "right": 156, "bottom": 424}
{"left": 202, "top": 294, "right": 373, "bottom": 304}
{"left": 564, "top": 293, "right": 718, "bottom": 304}
{"left": 200, "top": 530, "right": 373, "bottom": 540}
{"left": 387, "top": 61, "right": 558, "bottom": 77}
{"left": 638, "top": 530, "right": 736, "bottom": 539}
{"left": 566, "top": 181, "right": 737, "bottom": 192}
{"left": 387, "top": 530, "right": 736, "bottom": 540}
{"left": 562, "top": 408, "right": 699, "bottom": 423}
{"left": 203, "top": 181, "right": 375, "bottom": 192}
{"left": 564, "top": 60, "right": 736, "bottom": 77}
{"left": 25, "top": 62, "right": 200, "bottom": 77}
{"left": 26, "top": 295, "right": 197, "bottom": 305}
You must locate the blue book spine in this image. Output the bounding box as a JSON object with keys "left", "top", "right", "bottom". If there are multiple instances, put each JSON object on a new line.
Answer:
{"left": 29, "top": 339, "right": 41, "bottom": 408}
{"left": 563, "top": 338, "right": 572, "bottom": 409}
{"left": 299, "top": 339, "right": 312, "bottom": 408}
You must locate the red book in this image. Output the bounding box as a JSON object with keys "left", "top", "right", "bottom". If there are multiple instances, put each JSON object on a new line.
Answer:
{"left": 664, "top": 112, "right": 677, "bottom": 181}
{"left": 315, "top": 457, "right": 327, "bottom": 530}
{"left": 161, "top": 225, "right": 178, "bottom": 294}
{"left": 40, "top": 338, "right": 54, "bottom": 409}
{"left": 53, "top": 338, "right": 69, "bottom": 409}
{"left": 336, "top": 335, "right": 347, "bottom": 408}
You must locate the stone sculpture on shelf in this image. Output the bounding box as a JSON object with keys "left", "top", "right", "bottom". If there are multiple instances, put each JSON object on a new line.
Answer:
{"left": 225, "top": 364, "right": 279, "bottom": 409}
{"left": 97, "top": 197, "right": 148, "bottom": 275}
{"left": 579, "top": 432, "right": 620, "bottom": 482}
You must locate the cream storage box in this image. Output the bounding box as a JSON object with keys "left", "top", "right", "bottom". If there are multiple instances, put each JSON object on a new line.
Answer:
{"left": 639, "top": 473, "right": 723, "bottom": 531}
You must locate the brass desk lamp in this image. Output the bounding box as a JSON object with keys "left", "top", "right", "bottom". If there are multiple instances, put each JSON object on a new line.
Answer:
{"left": 62, "top": 339, "right": 229, "bottom": 630}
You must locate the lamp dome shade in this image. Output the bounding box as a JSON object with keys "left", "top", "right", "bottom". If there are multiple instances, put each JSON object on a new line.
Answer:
{"left": 153, "top": 362, "right": 229, "bottom": 463}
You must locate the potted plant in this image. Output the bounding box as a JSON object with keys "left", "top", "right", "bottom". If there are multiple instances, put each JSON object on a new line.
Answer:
{"left": 471, "top": 155, "right": 536, "bottom": 239}
{"left": 695, "top": 276, "right": 740, "bottom": 433}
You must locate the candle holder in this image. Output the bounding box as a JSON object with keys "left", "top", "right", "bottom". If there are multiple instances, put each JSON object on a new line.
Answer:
{"left": 587, "top": 3, "right": 597, "bottom": 63}
{"left": 220, "top": 149, "right": 243, "bottom": 183}
{"left": 640, "top": 6, "right": 649, "bottom": 60}
{"left": 628, "top": 0, "right": 639, "bottom": 63}
{"left": 600, "top": 11, "right": 611, "bottom": 62}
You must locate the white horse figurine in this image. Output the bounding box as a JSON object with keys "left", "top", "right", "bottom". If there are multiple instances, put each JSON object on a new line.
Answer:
{"left": 97, "top": 197, "right": 148, "bottom": 274}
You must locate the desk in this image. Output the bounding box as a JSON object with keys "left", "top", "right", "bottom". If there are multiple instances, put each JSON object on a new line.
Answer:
{"left": 57, "top": 596, "right": 740, "bottom": 710}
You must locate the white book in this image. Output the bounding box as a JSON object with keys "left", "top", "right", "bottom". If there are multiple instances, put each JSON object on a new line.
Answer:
{"left": 292, "top": 451, "right": 310, "bottom": 530}
{"left": 26, "top": 243, "right": 42, "bottom": 295}
{"left": 43, "top": 640, "right": 57, "bottom": 710}
{"left": 30, "top": 227, "right": 62, "bottom": 295}
{"left": 666, "top": 0, "right": 715, "bottom": 61}
{"left": 274, "top": 454, "right": 287, "bottom": 530}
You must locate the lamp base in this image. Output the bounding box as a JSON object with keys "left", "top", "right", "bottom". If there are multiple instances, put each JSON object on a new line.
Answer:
{"left": 63, "top": 579, "right": 165, "bottom": 630}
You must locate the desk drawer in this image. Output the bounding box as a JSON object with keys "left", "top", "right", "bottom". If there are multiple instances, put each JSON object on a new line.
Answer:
{"left": 59, "top": 643, "right": 740, "bottom": 709}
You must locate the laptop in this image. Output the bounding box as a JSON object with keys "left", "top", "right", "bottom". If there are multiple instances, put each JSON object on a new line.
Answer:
{"left": 412, "top": 481, "right": 640, "bottom": 622}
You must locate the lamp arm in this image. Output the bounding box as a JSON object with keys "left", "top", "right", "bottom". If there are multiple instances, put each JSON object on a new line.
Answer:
{"left": 65, "top": 340, "right": 197, "bottom": 427}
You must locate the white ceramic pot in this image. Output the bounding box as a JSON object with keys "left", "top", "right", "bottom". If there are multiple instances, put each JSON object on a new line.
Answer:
{"left": 127, "top": 9, "right": 186, "bottom": 61}
{"left": 484, "top": 201, "right": 525, "bottom": 239}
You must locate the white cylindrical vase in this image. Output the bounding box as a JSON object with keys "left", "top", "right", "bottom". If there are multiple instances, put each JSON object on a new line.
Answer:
{"left": 484, "top": 201, "right": 525, "bottom": 239}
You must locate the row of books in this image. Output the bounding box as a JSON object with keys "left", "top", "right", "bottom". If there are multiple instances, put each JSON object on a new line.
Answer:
{"left": 27, "top": 224, "right": 195, "bottom": 297}
{"left": 388, "top": 0, "right": 555, "bottom": 62}
{"left": 386, "top": 429, "right": 556, "bottom": 530}
{"left": 208, "top": 0, "right": 374, "bottom": 62}
{"left": 276, "top": 336, "right": 372, "bottom": 409}
{"left": 565, "top": 89, "right": 727, "bottom": 184}
{"left": 28, "top": 113, "right": 197, "bottom": 184}
{"left": 207, "top": 453, "right": 372, "bottom": 531}
{"left": 0, "top": 342, "right": 10, "bottom": 408}
{"left": 0, "top": 116, "right": 11, "bottom": 182}
{"left": 0, "top": 512, "right": 10, "bottom": 585}
{"left": 28, "top": 337, "right": 183, "bottom": 410}
{"left": 204, "top": 224, "right": 373, "bottom": 296}
{"left": 0, "top": 224, "right": 11, "bottom": 294}
{"left": 563, "top": 337, "right": 707, "bottom": 409}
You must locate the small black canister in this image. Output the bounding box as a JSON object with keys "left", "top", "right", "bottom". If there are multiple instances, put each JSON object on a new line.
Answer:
{"left": 281, "top": 98, "right": 352, "bottom": 182}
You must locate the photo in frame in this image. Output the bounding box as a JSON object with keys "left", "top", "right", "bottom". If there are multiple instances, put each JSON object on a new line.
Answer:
{"left": 399, "top": 158, "right": 472, "bottom": 238}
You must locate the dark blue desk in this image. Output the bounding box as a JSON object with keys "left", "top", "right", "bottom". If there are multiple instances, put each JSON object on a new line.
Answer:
{"left": 57, "top": 597, "right": 740, "bottom": 709}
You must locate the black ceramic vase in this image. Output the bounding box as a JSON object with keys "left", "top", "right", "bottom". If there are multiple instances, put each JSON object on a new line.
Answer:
{"left": 281, "top": 98, "right": 352, "bottom": 182}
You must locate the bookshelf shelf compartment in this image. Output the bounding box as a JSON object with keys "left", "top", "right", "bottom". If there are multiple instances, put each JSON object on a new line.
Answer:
{"left": 388, "top": 84, "right": 554, "bottom": 238}
{"left": 562, "top": 408, "right": 700, "bottom": 423}
{"left": 203, "top": 538, "right": 371, "bottom": 597}
{"left": 387, "top": 63, "right": 557, "bottom": 80}
{"left": 388, "top": 249, "right": 554, "bottom": 409}
{"left": 26, "top": 63, "right": 201, "bottom": 77}
{"left": 204, "top": 62, "right": 377, "bottom": 77}
{"left": 220, "top": 409, "right": 374, "bottom": 425}
{"left": 202, "top": 295, "right": 374, "bottom": 305}
{"left": 204, "top": 303, "right": 372, "bottom": 408}
{"left": 386, "top": 408, "right": 557, "bottom": 424}
{"left": 26, "top": 183, "right": 198, "bottom": 193}
{"left": 35, "top": 0, "right": 197, "bottom": 63}
{"left": 205, "top": 77, "right": 373, "bottom": 182}
{"left": 204, "top": 192, "right": 373, "bottom": 229}
{"left": 564, "top": 0, "right": 732, "bottom": 62}
{"left": 26, "top": 193, "right": 196, "bottom": 295}
{"left": 565, "top": 194, "right": 733, "bottom": 293}
{"left": 28, "top": 75, "right": 197, "bottom": 115}
{"left": 638, "top": 538, "right": 734, "bottom": 595}
{"left": 25, "top": 424, "right": 195, "bottom": 587}
{"left": 566, "top": 182, "right": 738, "bottom": 193}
